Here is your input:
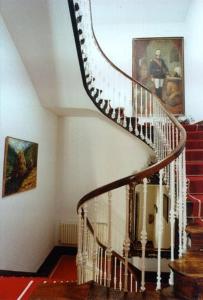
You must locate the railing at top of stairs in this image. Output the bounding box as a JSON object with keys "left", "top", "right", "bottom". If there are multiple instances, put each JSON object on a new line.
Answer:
{"left": 68, "top": 0, "right": 187, "bottom": 294}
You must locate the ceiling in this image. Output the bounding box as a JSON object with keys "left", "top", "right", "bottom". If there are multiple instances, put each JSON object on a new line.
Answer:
{"left": 1, "top": 0, "right": 193, "bottom": 113}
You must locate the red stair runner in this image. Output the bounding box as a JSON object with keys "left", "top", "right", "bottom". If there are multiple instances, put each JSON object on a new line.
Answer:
{"left": 184, "top": 124, "right": 203, "bottom": 221}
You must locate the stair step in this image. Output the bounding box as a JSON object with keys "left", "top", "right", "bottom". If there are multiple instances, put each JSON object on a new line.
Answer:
{"left": 169, "top": 257, "right": 203, "bottom": 300}
{"left": 187, "top": 195, "right": 203, "bottom": 218}
{"left": 186, "top": 161, "right": 203, "bottom": 175}
{"left": 183, "top": 124, "right": 203, "bottom": 131}
{"left": 187, "top": 176, "right": 203, "bottom": 193}
{"left": 161, "top": 286, "right": 179, "bottom": 300}
{"left": 186, "top": 139, "right": 203, "bottom": 149}
{"left": 186, "top": 224, "right": 203, "bottom": 235}
{"left": 186, "top": 149, "right": 203, "bottom": 161}
{"left": 187, "top": 131, "right": 203, "bottom": 139}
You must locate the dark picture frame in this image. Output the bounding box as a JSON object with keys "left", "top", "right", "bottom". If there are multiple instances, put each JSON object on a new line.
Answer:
{"left": 132, "top": 37, "right": 185, "bottom": 115}
{"left": 2, "top": 137, "right": 38, "bottom": 197}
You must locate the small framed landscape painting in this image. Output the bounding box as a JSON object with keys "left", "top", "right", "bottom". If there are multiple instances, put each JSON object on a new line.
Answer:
{"left": 132, "top": 37, "right": 184, "bottom": 115}
{"left": 2, "top": 137, "right": 38, "bottom": 197}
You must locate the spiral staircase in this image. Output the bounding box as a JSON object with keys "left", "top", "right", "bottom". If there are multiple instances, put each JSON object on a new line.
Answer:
{"left": 31, "top": 0, "right": 203, "bottom": 299}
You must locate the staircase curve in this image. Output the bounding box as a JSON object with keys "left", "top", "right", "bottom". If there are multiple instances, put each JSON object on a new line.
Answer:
{"left": 68, "top": 0, "right": 187, "bottom": 296}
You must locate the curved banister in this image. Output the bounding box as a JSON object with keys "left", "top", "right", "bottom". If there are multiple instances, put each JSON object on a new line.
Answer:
{"left": 68, "top": 0, "right": 187, "bottom": 292}
{"left": 71, "top": 0, "right": 186, "bottom": 210}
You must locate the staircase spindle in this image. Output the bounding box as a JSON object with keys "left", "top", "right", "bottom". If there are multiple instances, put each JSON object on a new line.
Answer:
{"left": 156, "top": 169, "right": 163, "bottom": 290}
{"left": 82, "top": 203, "right": 88, "bottom": 283}
{"left": 119, "top": 260, "right": 122, "bottom": 291}
{"left": 107, "top": 191, "right": 112, "bottom": 288}
{"left": 93, "top": 200, "right": 97, "bottom": 281}
{"left": 169, "top": 161, "right": 175, "bottom": 286}
{"left": 99, "top": 247, "right": 103, "bottom": 284}
{"left": 77, "top": 207, "right": 83, "bottom": 284}
{"left": 123, "top": 184, "right": 131, "bottom": 292}
{"left": 140, "top": 178, "right": 148, "bottom": 291}
{"left": 182, "top": 149, "right": 187, "bottom": 253}
{"left": 178, "top": 154, "right": 183, "bottom": 258}
{"left": 104, "top": 250, "right": 107, "bottom": 286}
{"left": 130, "top": 273, "right": 133, "bottom": 292}
{"left": 96, "top": 246, "right": 100, "bottom": 283}
{"left": 114, "top": 256, "right": 117, "bottom": 289}
{"left": 140, "top": 87, "right": 144, "bottom": 139}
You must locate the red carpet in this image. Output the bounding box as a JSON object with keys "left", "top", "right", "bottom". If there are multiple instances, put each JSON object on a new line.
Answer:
{"left": 49, "top": 255, "right": 77, "bottom": 281}
{"left": 185, "top": 124, "right": 203, "bottom": 220}
{"left": 0, "top": 255, "right": 77, "bottom": 299}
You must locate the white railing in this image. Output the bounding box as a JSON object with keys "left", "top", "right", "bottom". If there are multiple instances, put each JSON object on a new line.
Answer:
{"left": 69, "top": 0, "right": 187, "bottom": 294}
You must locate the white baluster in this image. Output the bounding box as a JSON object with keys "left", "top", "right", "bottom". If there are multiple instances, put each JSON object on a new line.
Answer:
{"left": 96, "top": 246, "right": 100, "bottom": 283}
{"left": 130, "top": 273, "right": 133, "bottom": 292}
{"left": 172, "top": 123, "right": 175, "bottom": 150}
{"left": 145, "top": 90, "right": 149, "bottom": 143}
{"left": 114, "top": 256, "right": 117, "bottom": 289}
{"left": 149, "top": 93, "right": 153, "bottom": 146}
{"left": 77, "top": 207, "right": 83, "bottom": 284}
{"left": 178, "top": 154, "right": 183, "bottom": 258}
{"left": 93, "top": 200, "right": 97, "bottom": 282}
{"left": 134, "top": 84, "right": 139, "bottom": 136}
{"left": 99, "top": 248, "right": 103, "bottom": 284}
{"left": 107, "top": 191, "right": 112, "bottom": 288}
{"left": 140, "top": 178, "right": 148, "bottom": 291}
{"left": 119, "top": 261, "right": 122, "bottom": 291}
{"left": 104, "top": 250, "right": 107, "bottom": 286}
{"left": 140, "top": 87, "right": 144, "bottom": 139}
{"left": 156, "top": 169, "right": 163, "bottom": 290}
{"left": 82, "top": 204, "right": 88, "bottom": 283}
{"left": 124, "top": 185, "right": 131, "bottom": 292}
{"left": 169, "top": 161, "right": 175, "bottom": 286}
{"left": 182, "top": 149, "right": 187, "bottom": 253}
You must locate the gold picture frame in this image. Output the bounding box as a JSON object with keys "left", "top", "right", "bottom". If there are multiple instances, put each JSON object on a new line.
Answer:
{"left": 132, "top": 37, "right": 185, "bottom": 115}
{"left": 2, "top": 137, "right": 38, "bottom": 197}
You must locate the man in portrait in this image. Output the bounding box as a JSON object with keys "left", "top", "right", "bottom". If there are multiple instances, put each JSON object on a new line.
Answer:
{"left": 149, "top": 49, "right": 169, "bottom": 98}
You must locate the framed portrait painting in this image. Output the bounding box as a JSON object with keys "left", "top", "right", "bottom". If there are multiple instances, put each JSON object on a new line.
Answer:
{"left": 2, "top": 137, "right": 38, "bottom": 197}
{"left": 132, "top": 37, "right": 185, "bottom": 115}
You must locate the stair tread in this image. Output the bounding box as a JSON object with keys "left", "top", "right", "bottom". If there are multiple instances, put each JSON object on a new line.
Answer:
{"left": 186, "top": 224, "right": 203, "bottom": 234}
{"left": 187, "top": 175, "right": 203, "bottom": 181}
{"left": 186, "top": 161, "right": 203, "bottom": 164}
{"left": 186, "top": 148, "right": 203, "bottom": 152}
{"left": 170, "top": 258, "right": 203, "bottom": 278}
{"left": 189, "top": 194, "right": 203, "bottom": 200}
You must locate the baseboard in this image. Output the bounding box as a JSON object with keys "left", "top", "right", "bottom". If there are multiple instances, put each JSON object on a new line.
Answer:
{"left": 0, "top": 245, "right": 77, "bottom": 277}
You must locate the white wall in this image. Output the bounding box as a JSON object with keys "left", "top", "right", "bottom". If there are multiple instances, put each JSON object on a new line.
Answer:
{"left": 185, "top": 0, "right": 203, "bottom": 122}
{"left": 0, "top": 16, "right": 58, "bottom": 272}
{"left": 94, "top": 22, "right": 185, "bottom": 78}
{"left": 56, "top": 112, "right": 154, "bottom": 228}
